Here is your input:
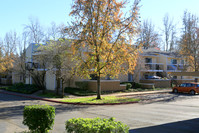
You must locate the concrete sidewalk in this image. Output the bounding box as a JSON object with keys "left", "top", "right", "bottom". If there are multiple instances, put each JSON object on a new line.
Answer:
{"left": 105, "top": 89, "right": 171, "bottom": 97}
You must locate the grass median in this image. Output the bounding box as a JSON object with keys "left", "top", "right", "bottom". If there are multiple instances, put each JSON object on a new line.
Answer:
{"left": 60, "top": 96, "right": 140, "bottom": 104}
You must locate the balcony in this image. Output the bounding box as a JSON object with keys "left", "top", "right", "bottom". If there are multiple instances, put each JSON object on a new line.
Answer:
{"left": 167, "top": 64, "right": 184, "bottom": 72}
{"left": 141, "top": 63, "right": 164, "bottom": 72}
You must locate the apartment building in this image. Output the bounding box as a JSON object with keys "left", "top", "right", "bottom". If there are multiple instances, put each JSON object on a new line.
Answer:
{"left": 13, "top": 42, "right": 191, "bottom": 90}
{"left": 133, "top": 47, "right": 187, "bottom": 83}
{"left": 20, "top": 41, "right": 126, "bottom": 91}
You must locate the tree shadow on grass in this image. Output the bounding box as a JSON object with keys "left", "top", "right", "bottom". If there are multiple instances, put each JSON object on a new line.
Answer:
{"left": 129, "top": 118, "right": 199, "bottom": 133}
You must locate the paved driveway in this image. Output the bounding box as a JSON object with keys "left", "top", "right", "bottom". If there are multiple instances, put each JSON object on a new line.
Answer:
{"left": 1, "top": 92, "right": 199, "bottom": 133}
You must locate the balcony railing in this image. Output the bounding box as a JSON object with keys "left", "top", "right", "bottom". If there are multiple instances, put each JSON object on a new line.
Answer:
{"left": 167, "top": 64, "right": 184, "bottom": 71}
{"left": 141, "top": 63, "right": 164, "bottom": 71}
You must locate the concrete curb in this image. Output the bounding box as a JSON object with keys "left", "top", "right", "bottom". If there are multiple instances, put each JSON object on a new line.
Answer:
{"left": 0, "top": 91, "right": 139, "bottom": 105}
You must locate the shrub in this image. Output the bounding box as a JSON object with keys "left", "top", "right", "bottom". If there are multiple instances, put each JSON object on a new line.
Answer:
{"left": 65, "top": 117, "right": 129, "bottom": 133}
{"left": 64, "top": 87, "right": 96, "bottom": 96}
{"left": 125, "top": 83, "right": 132, "bottom": 90}
{"left": 120, "top": 82, "right": 132, "bottom": 90}
{"left": 134, "top": 83, "right": 142, "bottom": 89}
{"left": 23, "top": 105, "right": 55, "bottom": 133}
{"left": 75, "top": 81, "right": 88, "bottom": 90}
{"left": 14, "top": 82, "right": 25, "bottom": 88}
{"left": 6, "top": 83, "right": 39, "bottom": 94}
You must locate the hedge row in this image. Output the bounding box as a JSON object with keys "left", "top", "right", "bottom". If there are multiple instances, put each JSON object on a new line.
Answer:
{"left": 66, "top": 117, "right": 129, "bottom": 133}
{"left": 6, "top": 83, "right": 39, "bottom": 94}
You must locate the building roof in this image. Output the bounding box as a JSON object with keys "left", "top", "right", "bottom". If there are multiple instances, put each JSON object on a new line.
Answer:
{"left": 28, "top": 39, "right": 71, "bottom": 54}
{"left": 31, "top": 43, "right": 46, "bottom": 53}
{"left": 141, "top": 47, "right": 182, "bottom": 58}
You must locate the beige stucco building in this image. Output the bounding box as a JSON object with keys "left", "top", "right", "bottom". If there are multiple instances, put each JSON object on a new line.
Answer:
{"left": 133, "top": 47, "right": 193, "bottom": 83}
{"left": 12, "top": 43, "right": 193, "bottom": 90}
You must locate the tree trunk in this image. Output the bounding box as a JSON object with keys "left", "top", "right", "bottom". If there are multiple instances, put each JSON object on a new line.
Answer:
{"left": 96, "top": 73, "right": 101, "bottom": 99}
{"left": 56, "top": 78, "right": 60, "bottom": 95}
{"left": 61, "top": 79, "right": 64, "bottom": 98}
{"left": 56, "top": 70, "right": 61, "bottom": 95}
{"left": 68, "top": 79, "right": 71, "bottom": 87}
{"left": 42, "top": 71, "right": 46, "bottom": 94}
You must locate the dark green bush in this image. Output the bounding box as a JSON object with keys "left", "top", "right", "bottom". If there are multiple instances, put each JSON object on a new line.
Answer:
{"left": 6, "top": 83, "right": 39, "bottom": 94}
{"left": 120, "top": 82, "right": 132, "bottom": 90}
{"left": 134, "top": 83, "right": 142, "bottom": 88}
{"left": 125, "top": 83, "right": 132, "bottom": 90}
{"left": 14, "top": 82, "right": 25, "bottom": 88}
{"left": 65, "top": 117, "right": 129, "bottom": 133}
{"left": 64, "top": 87, "right": 96, "bottom": 96}
{"left": 121, "top": 82, "right": 134, "bottom": 85}
{"left": 75, "top": 81, "right": 88, "bottom": 90}
{"left": 23, "top": 105, "right": 55, "bottom": 133}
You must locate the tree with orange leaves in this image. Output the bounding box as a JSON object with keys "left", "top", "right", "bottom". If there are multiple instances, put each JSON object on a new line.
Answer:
{"left": 0, "top": 32, "right": 17, "bottom": 74}
{"left": 67, "top": 0, "right": 141, "bottom": 99}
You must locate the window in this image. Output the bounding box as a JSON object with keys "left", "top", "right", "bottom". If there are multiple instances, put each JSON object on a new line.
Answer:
{"left": 128, "top": 73, "right": 133, "bottom": 81}
{"left": 186, "top": 83, "right": 194, "bottom": 87}
{"left": 179, "top": 83, "right": 186, "bottom": 87}
{"left": 171, "top": 59, "right": 177, "bottom": 64}
{"left": 181, "top": 60, "right": 184, "bottom": 64}
{"left": 145, "top": 58, "right": 152, "bottom": 63}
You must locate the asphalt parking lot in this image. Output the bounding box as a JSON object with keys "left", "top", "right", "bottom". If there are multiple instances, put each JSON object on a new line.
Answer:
{"left": 1, "top": 91, "right": 199, "bottom": 133}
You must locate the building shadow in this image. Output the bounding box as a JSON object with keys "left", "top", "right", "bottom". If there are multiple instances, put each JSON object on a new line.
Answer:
{"left": 129, "top": 118, "right": 199, "bottom": 133}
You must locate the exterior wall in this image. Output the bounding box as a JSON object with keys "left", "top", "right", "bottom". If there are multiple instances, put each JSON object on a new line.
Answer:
{"left": 46, "top": 71, "right": 56, "bottom": 91}
{"left": 84, "top": 80, "right": 126, "bottom": 92}
{"left": 117, "top": 74, "right": 128, "bottom": 82}
{"left": 12, "top": 73, "right": 23, "bottom": 84}
{"left": 1, "top": 78, "right": 12, "bottom": 85}
{"left": 159, "top": 54, "right": 167, "bottom": 71}
{"left": 25, "top": 74, "right": 32, "bottom": 84}
{"left": 25, "top": 44, "right": 33, "bottom": 62}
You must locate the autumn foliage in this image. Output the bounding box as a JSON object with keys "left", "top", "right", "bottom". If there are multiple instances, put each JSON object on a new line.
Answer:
{"left": 67, "top": 0, "right": 141, "bottom": 99}
{"left": 0, "top": 47, "right": 15, "bottom": 74}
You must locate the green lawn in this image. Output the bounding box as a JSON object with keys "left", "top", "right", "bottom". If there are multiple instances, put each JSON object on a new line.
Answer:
{"left": 61, "top": 96, "right": 140, "bottom": 104}
{"left": 64, "top": 87, "right": 96, "bottom": 96}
